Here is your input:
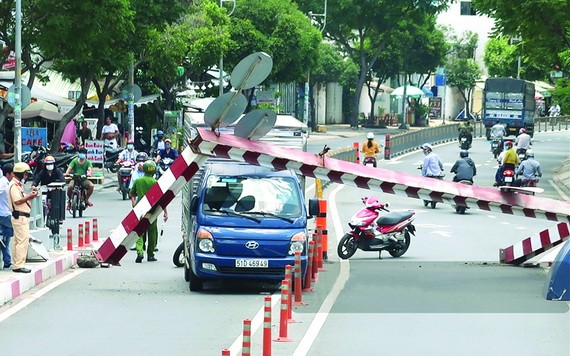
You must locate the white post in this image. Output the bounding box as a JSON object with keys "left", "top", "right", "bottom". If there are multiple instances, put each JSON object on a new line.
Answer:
{"left": 14, "top": 0, "right": 22, "bottom": 162}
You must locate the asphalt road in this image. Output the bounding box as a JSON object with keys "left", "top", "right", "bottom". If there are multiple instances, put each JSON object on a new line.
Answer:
{"left": 0, "top": 131, "right": 568, "bottom": 355}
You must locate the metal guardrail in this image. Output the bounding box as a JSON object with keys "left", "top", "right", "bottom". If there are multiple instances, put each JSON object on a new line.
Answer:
{"left": 534, "top": 115, "right": 570, "bottom": 132}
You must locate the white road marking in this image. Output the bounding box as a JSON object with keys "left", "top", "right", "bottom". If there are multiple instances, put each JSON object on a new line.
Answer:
{"left": 549, "top": 179, "right": 569, "bottom": 201}
{"left": 293, "top": 183, "right": 349, "bottom": 356}
{"left": 0, "top": 269, "right": 86, "bottom": 324}
{"left": 430, "top": 231, "right": 452, "bottom": 238}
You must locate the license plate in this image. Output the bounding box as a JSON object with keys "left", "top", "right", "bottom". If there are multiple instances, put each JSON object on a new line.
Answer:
{"left": 504, "top": 177, "right": 513, "bottom": 182}
{"left": 235, "top": 259, "right": 268, "bottom": 268}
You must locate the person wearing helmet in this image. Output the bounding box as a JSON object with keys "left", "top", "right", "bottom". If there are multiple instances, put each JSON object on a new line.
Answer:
{"left": 65, "top": 148, "right": 95, "bottom": 208}
{"left": 494, "top": 140, "right": 519, "bottom": 186}
{"left": 129, "top": 152, "right": 149, "bottom": 189}
{"left": 516, "top": 149, "right": 542, "bottom": 186}
{"left": 361, "top": 132, "right": 382, "bottom": 167}
{"left": 450, "top": 150, "right": 476, "bottom": 183}
{"left": 490, "top": 120, "right": 506, "bottom": 151}
{"left": 129, "top": 160, "right": 168, "bottom": 263}
{"left": 154, "top": 138, "right": 179, "bottom": 163}
{"left": 8, "top": 162, "right": 38, "bottom": 273}
{"left": 515, "top": 127, "right": 531, "bottom": 154}
{"left": 32, "top": 155, "right": 65, "bottom": 188}
{"left": 100, "top": 116, "right": 119, "bottom": 149}
{"left": 420, "top": 143, "right": 444, "bottom": 178}
{"left": 457, "top": 120, "right": 473, "bottom": 146}
{"left": 115, "top": 139, "right": 138, "bottom": 191}
{"left": 151, "top": 130, "right": 166, "bottom": 156}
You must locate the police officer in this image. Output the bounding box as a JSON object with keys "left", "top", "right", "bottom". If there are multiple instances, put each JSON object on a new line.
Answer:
{"left": 8, "top": 162, "right": 38, "bottom": 273}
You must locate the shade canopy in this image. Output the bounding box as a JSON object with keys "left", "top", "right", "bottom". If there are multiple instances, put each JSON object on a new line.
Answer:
{"left": 23, "top": 100, "right": 59, "bottom": 113}
{"left": 390, "top": 85, "right": 425, "bottom": 97}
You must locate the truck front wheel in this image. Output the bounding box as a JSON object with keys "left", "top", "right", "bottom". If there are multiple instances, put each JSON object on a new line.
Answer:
{"left": 189, "top": 267, "right": 204, "bottom": 292}
{"left": 485, "top": 128, "right": 491, "bottom": 140}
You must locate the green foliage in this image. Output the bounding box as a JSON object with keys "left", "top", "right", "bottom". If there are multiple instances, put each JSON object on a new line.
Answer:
{"left": 446, "top": 58, "right": 481, "bottom": 92}
{"left": 484, "top": 37, "right": 517, "bottom": 78}
{"left": 226, "top": 0, "right": 322, "bottom": 84}
{"left": 473, "top": 0, "right": 570, "bottom": 74}
{"left": 311, "top": 43, "right": 348, "bottom": 83}
{"left": 552, "top": 78, "right": 570, "bottom": 115}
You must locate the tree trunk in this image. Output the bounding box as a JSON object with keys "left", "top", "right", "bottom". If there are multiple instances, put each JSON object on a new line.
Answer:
{"left": 49, "top": 75, "right": 93, "bottom": 153}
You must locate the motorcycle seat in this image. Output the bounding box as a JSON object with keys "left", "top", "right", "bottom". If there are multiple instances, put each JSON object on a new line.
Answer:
{"left": 376, "top": 211, "right": 414, "bottom": 225}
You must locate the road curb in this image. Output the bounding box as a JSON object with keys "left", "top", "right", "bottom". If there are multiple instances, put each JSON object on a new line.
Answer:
{"left": 0, "top": 251, "right": 78, "bottom": 306}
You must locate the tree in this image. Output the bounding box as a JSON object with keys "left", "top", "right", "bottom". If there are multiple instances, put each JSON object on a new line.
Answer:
{"left": 33, "top": 0, "right": 134, "bottom": 152}
{"left": 445, "top": 31, "right": 481, "bottom": 119}
{"left": 296, "top": 0, "right": 448, "bottom": 127}
{"left": 483, "top": 37, "right": 518, "bottom": 78}
{"left": 473, "top": 0, "right": 570, "bottom": 74}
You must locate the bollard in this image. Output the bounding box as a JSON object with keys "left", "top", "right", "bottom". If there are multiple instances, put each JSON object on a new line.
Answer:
{"left": 317, "top": 199, "right": 328, "bottom": 262}
{"left": 314, "top": 231, "right": 323, "bottom": 270}
{"left": 67, "top": 228, "right": 73, "bottom": 251}
{"left": 293, "top": 251, "right": 306, "bottom": 306}
{"left": 242, "top": 319, "right": 252, "bottom": 356}
{"left": 92, "top": 218, "right": 99, "bottom": 241}
{"left": 353, "top": 142, "right": 360, "bottom": 164}
{"left": 284, "top": 265, "right": 295, "bottom": 322}
{"left": 311, "top": 236, "right": 319, "bottom": 282}
{"left": 263, "top": 296, "right": 272, "bottom": 356}
{"left": 317, "top": 230, "right": 326, "bottom": 271}
{"left": 78, "top": 223, "right": 84, "bottom": 248}
{"left": 275, "top": 279, "right": 292, "bottom": 342}
{"left": 85, "top": 221, "right": 91, "bottom": 245}
{"left": 221, "top": 349, "right": 230, "bottom": 356}
{"left": 303, "top": 242, "right": 315, "bottom": 292}
{"left": 384, "top": 134, "right": 391, "bottom": 160}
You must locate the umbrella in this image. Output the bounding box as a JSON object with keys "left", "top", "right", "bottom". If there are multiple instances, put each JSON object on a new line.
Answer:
{"left": 390, "top": 85, "right": 425, "bottom": 97}
{"left": 22, "top": 100, "right": 59, "bottom": 113}
{"left": 421, "top": 87, "right": 434, "bottom": 97}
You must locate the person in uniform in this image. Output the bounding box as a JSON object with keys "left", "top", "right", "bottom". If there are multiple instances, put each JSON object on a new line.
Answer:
{"left": 8, "top": 162, "right": 38, "bottom": 273}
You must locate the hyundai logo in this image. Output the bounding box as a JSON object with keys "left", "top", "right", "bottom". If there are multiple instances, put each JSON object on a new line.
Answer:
{"left": 245, "top": 241, "right": 259, "bottom": 249}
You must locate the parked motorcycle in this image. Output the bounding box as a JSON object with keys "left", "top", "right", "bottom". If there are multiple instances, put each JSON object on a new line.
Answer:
{"left": 118, "top": 160, "right": 135, "bottom": 200}
{"left": 156, "top": 157, "right": 174, "bottom": 179}
{"left": 337, "top": 197, "right": 416, "bottom": 259}
{"left": 104, "top": 146, "right": 124, "bottom": 173}
{"left": 362, "top": 156, "right": 377, "bottom": 167}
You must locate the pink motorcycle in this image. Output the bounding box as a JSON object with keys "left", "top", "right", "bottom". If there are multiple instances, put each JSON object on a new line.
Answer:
{"left": 337, "top": 197, "right": 416, "bottom": 259}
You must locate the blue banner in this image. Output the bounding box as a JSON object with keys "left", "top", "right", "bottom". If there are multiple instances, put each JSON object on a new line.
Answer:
{"left": 21, "top": 127, "right": 48, "bottom": 152}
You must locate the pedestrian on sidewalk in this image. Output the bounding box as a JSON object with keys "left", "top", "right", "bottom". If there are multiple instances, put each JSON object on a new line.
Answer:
{"left": 129, "top": 161, "right": 168, "bottom": 263}
{"left": 8, "top": 163, "right": 38, "bottom": 273}
{"left": 0, "top": 163, "right": 14, "bottom": 270}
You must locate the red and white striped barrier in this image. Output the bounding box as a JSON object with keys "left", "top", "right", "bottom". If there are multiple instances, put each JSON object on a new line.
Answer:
{"left": 94, "top": 149, "right": 208, "bottom": 264}
{"left": 192, "top": 129, "right": 570, "bottom": 223}
{"left": 94, "top": 129, "right": 570, "bottom": 265}
{"left": 500, "top": 222, "right": 570, "bottom": 265}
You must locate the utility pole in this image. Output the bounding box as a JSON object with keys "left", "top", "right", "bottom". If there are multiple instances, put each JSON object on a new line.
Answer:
{"left": 14, "top": 0, "right": 22, "bottom": 162}
{"left": 307, "top": 0, "right": 327, "bottom": 130}
{"left": 218, "top": 0, "right": 236, "bottom": 97}
{"left": 128, "top": 58, "right": 135, "bottom": 140}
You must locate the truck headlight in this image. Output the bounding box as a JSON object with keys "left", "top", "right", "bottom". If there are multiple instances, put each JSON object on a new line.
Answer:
{"left": 289, "top": 232, "right": 306, "bottom": 255}
{"left": 197, "top": 229, "right": 215, "bottom": 253}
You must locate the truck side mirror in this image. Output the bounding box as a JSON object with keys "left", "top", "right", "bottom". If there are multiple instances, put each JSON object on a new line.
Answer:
{"left": 189, "top": 195, "right": 198, "bottom": 215}
{"left": 308, "top": 198, "right": 319, "bottom": 218}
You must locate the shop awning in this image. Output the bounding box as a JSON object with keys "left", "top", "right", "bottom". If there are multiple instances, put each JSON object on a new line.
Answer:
{"left": 84, "top": 93, "right": 160, "bottom": 109}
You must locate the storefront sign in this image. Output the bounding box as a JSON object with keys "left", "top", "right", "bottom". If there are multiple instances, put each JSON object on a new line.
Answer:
{"left": 428, "top": 97, "right": 442, "bottom": 118}
{"left": 85, "top": 140, "right": 104, "bottom": 164}
{"left": 21, "top": 127, "right": 47, "bottom": 152}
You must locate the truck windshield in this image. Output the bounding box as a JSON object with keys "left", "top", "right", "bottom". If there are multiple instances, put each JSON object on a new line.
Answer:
{"left": 202, "top": 175, "right": 302, "bottom": 219}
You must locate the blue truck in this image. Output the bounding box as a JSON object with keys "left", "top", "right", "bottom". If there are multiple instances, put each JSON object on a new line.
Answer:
{"left": 483, "top": 78, "right": 536, "bottom": 139}
{"left": 182, "top": 161, "right": 315, "bottom": 291}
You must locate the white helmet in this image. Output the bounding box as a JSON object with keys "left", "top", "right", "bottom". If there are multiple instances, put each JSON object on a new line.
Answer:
{"left": 366, "top": 132, "right": 374, "bottom": 140}
{"left": 525, "top": 149, "right": 534, "bottom": 158}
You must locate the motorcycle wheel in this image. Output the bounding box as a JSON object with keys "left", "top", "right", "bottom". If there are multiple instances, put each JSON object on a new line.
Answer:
{"left": 173, "top": 242, "right": 184, "bottom": 267}
{"left": 423, "top": 200, "right": 429, "bottom": 207}
{"left": 188, "top": 266, "right": 204, "bottom": 292}
{"left": 121, "top": 182, "right": 128, "bottom": 200}
{"left": 184, "top": 258, "right": 191, "bottom": 282}
{"left": 388, "top": 230, "right": 411, "bottom": 257}
{"left": 337, "top": 233, "right": 357, "bottom": 260}
{"left": 493, "top": 152, "right": 498, "bottom": 159}
{"left": 72, "top": 195, "right": 78, "bottom": 218}
{"left": 79, "top": 196, "right": 84, "bottom": 218}
{"left": 430, "top": 201, "right": 437, "bottom": 209}
{"left": 455, "top": 206, "right": 467, "bottom": 214}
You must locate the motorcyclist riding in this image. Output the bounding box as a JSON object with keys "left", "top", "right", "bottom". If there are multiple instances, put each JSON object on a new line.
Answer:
{"left": 516, "top": 149, "right": 542, "bottom": 186}
{"left": 515, "top": 127, "right": 531, "bottom": 154}
{"left": 490, "top": 120, "right": 506, "bottom": 149}
{"left": 151, "top": 130, "right": 165, "bottom": 157}
{"left": 494, "top": 140, "right": 519, "bottom": 186}
{"left": 31, "top": 155, "right": 65, "bottom": 188}
{"left": 116, "top": 140, "right": 138, "bottom": 191}
{"left": 361, "top": 132, "right": 381, "bottom": 167}
{"left": 129, "top": 152, "right": 149, "bottom": 189}
{"left": 457, "top": 120, "right": 473, "bottom": 147}
{"left": 420, "top": 143, "right": 443, "bottom": 178}
{"left": 450, "top": 150, "right": 476, "bottom": 183}
{"left": 154, "top": 138, "right": 179, "bottom": 163}
{"left": 65, "top": 148, "right": 94, "bottom": 208}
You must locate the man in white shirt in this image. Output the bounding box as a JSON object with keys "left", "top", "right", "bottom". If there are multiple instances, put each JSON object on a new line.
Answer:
{"left": 515, "top": 128, "right": 531, "bottom": 151}
{"left": 100, "top": 116, "right": 119, "bottom": 149}
{"left": 0, "top": 165, "right": 14, "bottom": 269}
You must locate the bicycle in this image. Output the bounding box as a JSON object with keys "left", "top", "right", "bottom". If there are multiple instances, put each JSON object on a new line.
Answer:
{"left": 68, "top": 174, "right": 88, "bottom": 218}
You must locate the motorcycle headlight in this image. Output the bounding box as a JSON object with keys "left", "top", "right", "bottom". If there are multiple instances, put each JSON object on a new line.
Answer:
{"left": 196, "top": 229, "right": 215, "bottom": 253}
{"left": 289, "top": 232, "right": 306, "bottom": 255}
